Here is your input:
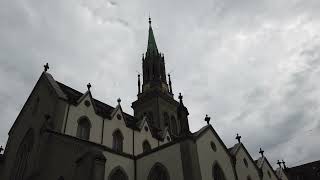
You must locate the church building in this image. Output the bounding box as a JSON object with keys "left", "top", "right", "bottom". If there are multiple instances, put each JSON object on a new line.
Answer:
{"left": 0, "top": 18, "right": 291, "bottom": 180}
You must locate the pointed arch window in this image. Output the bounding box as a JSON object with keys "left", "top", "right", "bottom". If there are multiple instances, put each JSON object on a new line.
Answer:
{"left": 11, "top": 129, "right": 34, "bottom": 180}
{"left": 109, "top": 167, "right": 128, "bottom": 180}
{"left": 170, "top": 116, "right": 178, "bottom": 135}
{"left": 143, "top": 140, "right": 151, "bottom": 153}
{"left": 148, "top": 163, "right": 170, "bottom": 180}
{"left": 76, "top": 117, "right": 91, "bottom": 140}
{"left": 212, "top": 163, "right": 226, "bottom": 180}
{"left": 112, "top": 130, "right": 123, "bottom": 152}
{"left": 163, "top": 112, "right": 169, "bottom": 127}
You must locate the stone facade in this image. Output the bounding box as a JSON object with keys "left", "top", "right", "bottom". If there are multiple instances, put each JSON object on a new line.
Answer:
{"left": 0, "top": 19, "right": 291, "bottom": 180}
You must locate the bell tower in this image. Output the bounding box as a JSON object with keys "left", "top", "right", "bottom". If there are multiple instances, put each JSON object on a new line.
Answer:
{"left": 132, "top": 18, "right": 190, "bottom": 137}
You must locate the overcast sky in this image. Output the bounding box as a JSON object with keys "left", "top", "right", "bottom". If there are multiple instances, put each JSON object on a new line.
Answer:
{"left": 1, "top": 0, "right": 320, "bottom": 168}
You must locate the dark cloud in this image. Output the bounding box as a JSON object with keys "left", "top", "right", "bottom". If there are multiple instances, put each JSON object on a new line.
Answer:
{"left": 1, "top": 0, "right": 320, "bottom": 168}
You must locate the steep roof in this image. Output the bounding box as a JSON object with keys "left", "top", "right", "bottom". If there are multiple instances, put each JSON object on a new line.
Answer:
{"left": 286, "top": 160, "right": 320, "bottom": 180}
{"left": 147, "top": 18, "right": 158, "bottom": 55}
{"left": 56, "top": 80, "right": 167, "bottom": 140}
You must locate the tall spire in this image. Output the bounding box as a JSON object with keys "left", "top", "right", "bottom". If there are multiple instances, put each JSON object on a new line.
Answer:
{"left": 147, "top": 17, "right": 158, "bottom": 55}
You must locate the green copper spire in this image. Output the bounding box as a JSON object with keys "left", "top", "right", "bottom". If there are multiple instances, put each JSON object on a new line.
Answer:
{"left": 147, "top": 17, "right": 158, "bottom": 55}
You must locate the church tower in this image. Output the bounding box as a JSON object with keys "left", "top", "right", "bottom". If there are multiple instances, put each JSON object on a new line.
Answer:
{"left": 132, "top": 18, "right": 190, "bottom": 137}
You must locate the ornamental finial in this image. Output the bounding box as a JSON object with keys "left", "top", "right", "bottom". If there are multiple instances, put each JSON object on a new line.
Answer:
{"left": 87, "top": 83, "right": 91, "bottom": 90}
{"left": 236, "top": 133, "right": 242, "bottom": 143}
{"left": 44, "top": 63, "right": 49, "bottom": 72}
{"left": 205, "top": 114, "right": 211, "bottom": 125}
{"left": 259, "top": 148, "right": 264, "bottom": 157}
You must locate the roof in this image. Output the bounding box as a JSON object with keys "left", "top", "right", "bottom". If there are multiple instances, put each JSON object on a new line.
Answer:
{"left": 56, "top": 80, "right": 167, "bottom": 140}
{"left": 286, "top": 160, "right": 320, "bottom": 180}
{"left": 147, "top": 18, "right": 158, "bottom": 55}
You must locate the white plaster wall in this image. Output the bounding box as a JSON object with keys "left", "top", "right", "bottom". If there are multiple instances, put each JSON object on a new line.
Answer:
{"left": 133, "top": 122, "right": 158, "bottom": 155}
{"left": 261, "top": 161, "right": 278, "bottom": 180}
{"left": 159, "top": 130, "right": 171, "bottom": 146}
{"left": 103, "top": 107, "right": 133, "bottom": 154}
{"left": 136, "top": 143, "right": 184, "bottom": 180}
{"left": 103, "top": 151, "right": 134, "bottom": 180}
{"left": 64, "top": 95, "right": 103, "bottom": 144}
{"left": 196, "top": 130, "right": 236, "bottom": 180}
{"left": 235, "top": 147, "right": 260, "bottom": 180}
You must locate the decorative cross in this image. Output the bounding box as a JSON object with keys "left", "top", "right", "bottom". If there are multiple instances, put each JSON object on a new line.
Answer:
{"left": 236, "top": 133, "right": 242, "bottom": 143}
{"left": 0, "top": 146, "right": 3, "bottom": 153}
{"left": 117, "top": 98, "right": 121, "bottom": 105}
{"left": 178, "top": 93, "right": 183, "bottom": 103}
{"left": 277, "top": 160, "right": 282, "bottom": 168}
{"left": 44, "top": 63, "right": 49, "bottom": 72}
{"left": 87, "top": 83, "right": 91, "bottom": 90}
{"left": 259, "top": 148, "right": 265, "bottom": 157}
{"left": 282, "top": 160, "right": 287, "bottom": 169}
{"left": 205, "top": 114, "right": 211, "bottom": 125}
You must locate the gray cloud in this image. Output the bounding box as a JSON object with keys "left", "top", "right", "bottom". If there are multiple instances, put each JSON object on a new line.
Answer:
{"left": 1, "top": 0, "right": 320, "bottom": 168}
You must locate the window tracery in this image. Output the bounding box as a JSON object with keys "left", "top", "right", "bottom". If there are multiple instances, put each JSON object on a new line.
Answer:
{"left": 112, "top": 130, "right": 123, "bottom": 152}
{"left": 76, "top": 117, "right": 91, "bottom": 140}
{"left": 148, "top": 163, "right": 170, "bottom": 180}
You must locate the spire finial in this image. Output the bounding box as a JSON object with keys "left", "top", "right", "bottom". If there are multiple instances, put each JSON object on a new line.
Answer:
{"left": 205, "top": 114, "right": 211, "bottom": 125}
{"left": 259, "top": 148, "right": 264, "bottom": 157}
{"left": 277, "top": 160, "right": 282, "bottom": 168}
{"left": 138, "top": 74, "right": 141, "bottom": 94}
{"left": 168, "top": 74, "right": 173, "bottom": 94}
{"left": 281, "top": 160, "right": 287, "bottom": 169}
{"left": 117, "top": 98, "right": 121, "bottom": 105}
{"left": 87, "top": 83, "right": 91, "bottom": 90}
{"left": 178, "top": 93, "right": 183, "bottom": 104}
{"left": 236, "top": 133, "right": 242, "bottom": 143}
{"left": 44, "top": 63, "right": 49, "bottom": 72}
{"left": 148, "top": 15, "right": 151, "bottom": 25}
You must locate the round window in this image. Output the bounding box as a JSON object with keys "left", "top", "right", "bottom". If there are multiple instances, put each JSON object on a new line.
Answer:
{"left": 243, "top": 158, "right": 248, "bottom": 167}
{"left": 144, "top": 126, "right": 149, "bottom": 132}
{"left": 210, "top": 141, "right": 217, "bottom": 152}
{"left": 84, "top": 100, "right": 91, "bottom": 107}
{"left": 117, "top": 114, "right": 122, "bottom": 120}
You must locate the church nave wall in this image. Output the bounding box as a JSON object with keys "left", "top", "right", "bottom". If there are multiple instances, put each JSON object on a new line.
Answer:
{"left": 64, "top": 94, "right": 104, "bottom": 145}
{"left": 196, "top": 128, "right": 237, "bottom": 180}
{"left": 136, "top": 143, "right": 184, "bottom": 180}
{"left": 234, "top": 145, "right": 261, "bottom": 180}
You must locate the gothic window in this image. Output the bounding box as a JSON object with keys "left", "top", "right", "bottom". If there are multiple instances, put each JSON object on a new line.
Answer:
{"left": 76, "top": 117, "right": 91, "bottom": 140}
{"left": 11, "top": 129, "right": 34, "bottom": 180}
{"left": 243, "top": 158, "right": 248, "bottom": 167}
{"left": 170, "top": 116, "right": 178, "bottom": 135}
{"left": 163, "top": 112, "right": 169, "bottom": 126}
{"left": 109, "top": 167, "right": 128, "bottom": 180}
{"left": 148, "top": 163, "right": 170, "bottom": 180}
{"left": 212, "top": 163, "right": 226, "bottom": 180}
{"left": 143, "top": 140, "right": 151, "bottom": 153}
{"left": 112, "top": 130, "right": 123, "bottom": 152}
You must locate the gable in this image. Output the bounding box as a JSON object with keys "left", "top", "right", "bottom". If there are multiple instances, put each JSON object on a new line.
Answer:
{"left": 9, "top": 72, "right": 66, "bottom": 135}
{"left": 195, "top": 126, "right": 237, "bottom": 180}
{"left": 233, "top": 145, "right": 261, "bottom": 180}
{"left": 260, "top": 158, "right": 279, "bottom": 180}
